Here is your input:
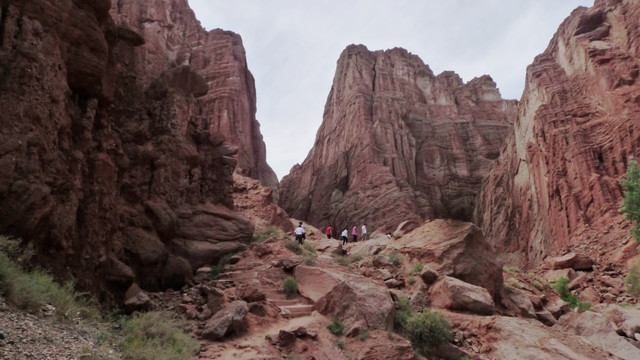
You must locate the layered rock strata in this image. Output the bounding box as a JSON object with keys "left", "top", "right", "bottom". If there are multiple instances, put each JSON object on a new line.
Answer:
{"left": 109, "top": 0, "right": 278, "bottom": 195}
{"left": 0, "top": 0, "right": 266, "bottom": 304}
{"left": 279, "top": 45, "right": 517, "bottom": 233}
{"left": 475, "top": 0, "right": 640, "bottom": 265}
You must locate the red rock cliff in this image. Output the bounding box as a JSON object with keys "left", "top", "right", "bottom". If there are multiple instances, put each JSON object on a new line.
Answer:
{"left": 0, "top": 0, "right": 269, "bottom": 304}
{"left": 110, "top": 0, "right": 278, "bottom": 196}
{"left": 475, "top": 0, "right": 640, "bottom": 265}
{"left": 279, "top": 45, "right": 517, "bottom": 233}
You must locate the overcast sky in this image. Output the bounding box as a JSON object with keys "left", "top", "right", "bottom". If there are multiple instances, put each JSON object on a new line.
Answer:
{"left": 188, "top": 0, "right": 593, "bottom": 180}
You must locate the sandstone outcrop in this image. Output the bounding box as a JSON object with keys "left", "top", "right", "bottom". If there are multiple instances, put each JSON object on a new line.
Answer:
{"left": 279, "top": 44, "right": 517, "bottom": 234}
{"left": 475, "top": 0, "right": 640, "bottom": 265}
{"left": 386, "top": 219, "right": 503, "bottom": 297}
{"left": 0, "top": 0, "right": 271, "bottom": 304}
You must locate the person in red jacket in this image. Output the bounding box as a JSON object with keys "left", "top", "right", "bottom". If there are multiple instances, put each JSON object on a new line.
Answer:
{"left": 352, "top": 225, "right": 358, "bottom": 243}
{"left": 326, "top": 226, "right": 332, "bottom": 239}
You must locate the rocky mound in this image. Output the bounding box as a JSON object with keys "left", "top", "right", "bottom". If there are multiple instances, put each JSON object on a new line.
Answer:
{"left": 475, "top": 0, "right": 640, "bottom": 266}
{"left": 279, "top": 44, "right": 517, "bottom": 235}
{"left": 0, "top": 0, "right": 276, "bottom": 305}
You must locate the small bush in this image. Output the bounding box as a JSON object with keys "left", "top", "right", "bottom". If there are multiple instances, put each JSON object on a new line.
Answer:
{"left": 506, "top": 278, "right": 523, "bottom": 289}
{"left": 407, "top": 276, "right": 417, "bottom": 286}
{"left": 252, "top": 226, "right": 282, "bottom": 244}
{"left": 328, "top": 317, "right": 344, "bottom": 335}
{"left": 405, "top": 310, "right": 453, "bottom": 356}
{"left": 395, "top": 296, "right": 414, "bottom": 330}
{"left": 337, "top": 339, "right": 345, "bottom": 349}
{"left": 285, "top": 240, "right": 303, "bottom": 255}
{"left": 334, "top": 254, "right": 363, "bottom": 267}
{"left": 626, "top": 259, "right": 640, "bottom": 297}
{"left": 119, "top": 311, "right": 200, "bottom": 360}
{"left": 358, "top": 328, "right": 369, "bottom": 341}
{"left": 303, "top": 252, "right": 317, "bottom": 265}
{"left": 209, "top": 253, "right": 233, "bottom": 278}
{"left": 551, "top": 276, "right": 590, "bottom": 310}
{"left": 303, "top": 243, "right": 317, "bottom": 254}
{"left": 285, "top": 354, "right": 302, "bottom": 360}
{"left": 620, "top": 160, "right": 640, "bottom": 241}
{"left": 389, "top": 250, "right": 402, "bottom": 268}
{"left": 411, "top": 263, "right": 424, "bottom": 274}
{"left": 503, "top": 265, "right": 522, "bottom": 274}
{"left": 282, "top": 278, "right": 299, "bottom": 298}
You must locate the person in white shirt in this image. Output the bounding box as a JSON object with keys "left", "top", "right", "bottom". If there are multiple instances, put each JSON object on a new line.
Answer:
{"left": 341, "top": 229, "right": 348, "bottom": 245}
{"left": 361, "top": 224, "right": 367, "bottom": 241}
{"left": 294, "top": 224, "right": 305, "bottom": 245}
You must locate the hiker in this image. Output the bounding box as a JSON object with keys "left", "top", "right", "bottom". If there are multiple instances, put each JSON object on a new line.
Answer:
{"left": 361, "top": 223, "right": 367, "bottom": 241}
{"left": 326, "top": 225, "right": 332, "bottom": 239}
{"left": 352, "top": 225, "right": 358, "bottom": 243}
{"left": 386, "top": 233, "right": 392, "bottom": 239}
{"left": 294, "top": 223, "right": 305, "bottom": 245}
{"left": 341, "top": 228, "right": 348, "bottom": 245}
{"left": 299, "top": 221, "right": 306, "bottom": 241}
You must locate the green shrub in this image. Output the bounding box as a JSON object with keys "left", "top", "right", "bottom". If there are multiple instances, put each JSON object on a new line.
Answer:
{"left": 303, "top": 243, "right": 317, "bottom": 254}
{"left": 282, "top": 278, "right": 299, "bottom": 298}
{"left": 327, "top": 317, "right": 344, "bottom": 336}
{"left": 405, "top": 310, "right": 453, "bottom": 356}
{"left": 252, "top": 226, "right": 283, "bottom": 244}
{"left": 407, "top": 276, "right": 416, "bottom": 286}
{"left": 395, "top": 296, "right": 414, "bottom": 330}
{"left": 285, "top": 240, "right": 303, "bottom": 255}
{"left": 621, "top": 160, "right": 640, "bottom": 241}
{"left": 285, "top": 354, "right": 302, "bottom": 360}
{"left": 503, "top": 265, "right": 522, "bottom": 274}
{"left": 119, "top": 311, "right": 199, "bottom": 360}
{"left": 389, "top": 250, "right": 402, "bottom": 268}
{"left": 337, "top": 339, "right": 345, "bottom": 349}
{"left": 0, "top": 251, "right": 95, "bottom": 320}
{"left": 551, "top": 276, "right": 590, "bottom": 310}
{"left": 411, "top": 263, "right": 424, "bottom": 274}
{"left": 334, "top": 254, "right": 363, "bottom": 267}
{"left": 358, "top": 328, "right": 369, "bottom": 341}
{"left": 209, "top": 253, "right": 233, "bottom": 278}
{"left": 626, "top": 259, "right": 640, "bottom": 297}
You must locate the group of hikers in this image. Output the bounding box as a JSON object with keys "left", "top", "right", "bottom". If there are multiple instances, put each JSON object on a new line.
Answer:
{"left": 293, "top": 222, "right": 368, "bottom": 245}
{"left": 294, "top": 221, "right": 393, "bottom": 245}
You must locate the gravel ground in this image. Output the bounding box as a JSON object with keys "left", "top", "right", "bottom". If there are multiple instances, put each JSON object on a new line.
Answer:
{"left": 0, "top": 296, "right": 121, "bottom": 360}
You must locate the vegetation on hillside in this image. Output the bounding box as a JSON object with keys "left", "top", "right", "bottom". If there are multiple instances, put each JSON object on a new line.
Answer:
{"left": 620, "top": 160, "right": 640, "bottom": 241}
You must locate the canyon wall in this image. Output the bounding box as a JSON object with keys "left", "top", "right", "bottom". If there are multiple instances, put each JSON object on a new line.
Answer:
{"left": 279, "top": 45, "right": 518, "bottom": 234}
{"left": 475, "top": 0, "right": 640, "bottom": 265}
{"left": 0, "top": 0, "right": 270, "bottom": 304}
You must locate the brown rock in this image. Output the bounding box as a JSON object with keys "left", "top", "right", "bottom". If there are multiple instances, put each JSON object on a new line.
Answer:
{"left": 384, "top": 279, "right": 404, "bottom": 289}
{"left": 239, "top": 287, "right": 266, "bottom": 303}
{"left": 201, "top": 300, "right": 249, "bottom": 340}
{"left": 543, "top": 268, "right": 577, "bottom": 283}
{"left": 387, "top": 219, "right": 503, "bottom": 297}
{"left": 568, "top": 272, "right": 589, "bottom": 290}
{"left": 429, "top": 276, "right": 495, "bottom": 315}
{"left": 280, "top": 256, "right": 304, "bottom": 272}
{"left": 545, "top": 297, "right": 570, "bottom": 320}
{"left": 420, "top": 265, "right": 439, "bottom": 285}
{"left": 294, "top": 265, "right": 343, "bottom": 302}
{"left": 535, "top": 310, "right": 557, "bottom": 327}
{"left": 372, "top": 255, "right": 393, "bottom": 268}
{"left": 548, "top": 253, "right": 594, "bottom": 271}
{"left": 579, "top": 287, "right": 601, "bottom": 304}
{"left": 279, "top": 44, "right": 517, "bottom": 235}
{"left": 124, "top": 283, "right": 150, "bottom": 313}
{"left": 205, "top": 286, "right": 226, "bottom": 315}
{"left": 500, "top": 288, "right": 536, "bottom": 319}
{"left": 314, "top": 277, "right": 395, "bottom": 332}
{"left": 312, "top": 238, "right": 344, "bottom": 255}
{"left": 410, "top": 284, "right": 430, "bottom": 310}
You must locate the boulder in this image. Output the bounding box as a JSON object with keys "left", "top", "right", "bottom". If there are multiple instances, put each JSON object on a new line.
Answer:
{"left": 387, "top": 219, "right": 503, "bottom": 297}
{"left": 429, "top": 276, "right": 495, "bottom": 315}
{"left": 313, "top": 237, "right": 343, "bottom": 255}
{"left": 548, "top": 253, "right": 594, "bottom": 271}
{"left": 556, "top": 310, "right": 640, "bottom": 359}
{"left": 314, "top": 277, "right": 395, "bottom": 332}
{"left": 373, "top": 255, "right": 393, "bottom": 268}
{"left": 204, "top": 286, "right": 226, "bottom": 315}
{"left": 420, "top": 265, "right": 439, "bottom": 285}
{"left": 500, "top": 288, "right": 536, "bottom": 319}
{"left": 410, "top": 284, "right": 430, "bottom": 310}
{"left": 294, "top": 265, "right": 343, "bottom": 302}
{"left": 201, "top": 300, "right": 249, "bottom": 340}
{"left": 280, "top": 256, "right": 303, "bottom": 271}
{"left": 590, "top": 304, "right": 640, "bottom": 339}
{"left": 124, "top": 283, "right": 150, "bottom": 313}
{"left": 543, "top": 268, "right": 577, "bottom": 283}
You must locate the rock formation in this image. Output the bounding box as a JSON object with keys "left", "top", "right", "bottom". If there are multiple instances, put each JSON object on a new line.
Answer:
{"left": 475, "top": 0, "right": 640, "bottom": 265}
{"left": 279, "top": 45, "right": 517, "bottom": 234}
{"left": 0, "top": 0, "right": 274, "bottom": 304}
{"left": 109, "top": 0, "right": 278, "bottom": 195}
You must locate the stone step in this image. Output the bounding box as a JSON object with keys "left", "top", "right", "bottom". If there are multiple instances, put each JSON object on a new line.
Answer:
{"left": 281, "top": 305, "right": 314, "bottom": 318}
{"left": 268, "top": 299, "right": 300, "bottom": 307}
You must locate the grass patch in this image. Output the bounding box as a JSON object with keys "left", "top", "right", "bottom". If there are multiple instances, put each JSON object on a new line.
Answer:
{"left": 302, "top": 243, "right": 318, "bottom": 265}
{"left": 303, "top": 243, "right": 317, "bottom": 254}
{"left": 328, "top": 317, "right": 344, "bottom": 336}
{"left": 334, "top": 254, "right": 363, "bottom": 267}
{"left": 395, "top": 296, "right": 414, "bottom": 331}
{"left": 626, "top": 258, "right": 640, "bottom": 297}
{"left": 252, "top": 226, "right": 282, "bottom": 244}
{"left": 337, "top": 339, "right": 345, "bottom": 349}
{"left": 0, "top": 250, "right": 96, "bottom": 320}
{"left": 358, "top": 328, "right": 369, "bottom": 341}
{"left": 506, "top": 277, "right": 524, "bottom": 289}
{"left": 407, "top": 276, "right": 417, "bottom": 286}
{"left": 282, "top": 278, "right": 299, "bottom": 298}
{"left": 503, "top": 265, "right": 522, "bottom": 274}
{"left": 285, "top": 354, "right": 302, "bottom": 360}
{"left": 285, "top": 240, "right": 303, "bottom": 255}
{"left": 551, "top": 276, "right": 591, "bottom": 310}
{"left": 405, "top": 310, "right": 452, "bottom": 356}
{"left": 119, "top": 311, "right": 199, "bottom": 360}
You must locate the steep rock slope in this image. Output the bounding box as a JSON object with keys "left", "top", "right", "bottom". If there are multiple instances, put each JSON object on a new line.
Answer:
{"left": 0, "top": 0, "right": 267, "bottom": 304}
{"left": 475, "top": 0, "right": 640, "bottom": 265}
{"left": 280, "top": 45, "right": 517, "bottom": 233}
{"left": 109, "top": 0, "right": 278, "bottom": 195}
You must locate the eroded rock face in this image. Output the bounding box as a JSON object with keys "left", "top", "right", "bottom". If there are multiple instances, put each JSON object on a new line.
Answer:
{"left": 0, "top": 0, "right": 261, "bottom": 304}
{"left": 279, "top": 44, "right": 517, "bottom": 234}
{"left": 475, "top": 0, "right": 640, "bottom": 265}
{"left": 109, "top": 0, "right": 278, "bottom": 196}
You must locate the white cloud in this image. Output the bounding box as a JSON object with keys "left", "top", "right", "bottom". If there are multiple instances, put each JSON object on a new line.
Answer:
{"left": 188, "top": 0, "right": 593, "bottom": 180}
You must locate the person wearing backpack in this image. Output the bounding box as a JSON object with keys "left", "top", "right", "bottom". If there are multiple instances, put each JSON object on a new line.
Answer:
{"left": 294, "top": 223, "right": 305, "bottom": 245}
